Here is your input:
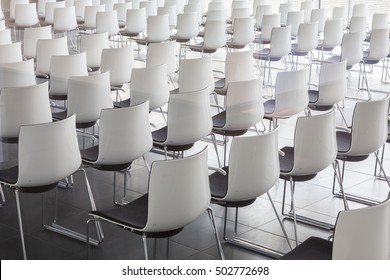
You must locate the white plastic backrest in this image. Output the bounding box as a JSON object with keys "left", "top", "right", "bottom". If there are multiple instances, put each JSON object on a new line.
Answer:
{"left": 231, "top": 0, "right": 248, "bottom": 10}
{"left": 349, "top": 16, "right": 367, "bottom": 39}
{"left": 371, "top": 13, "right": 389, "bottom": 30}
{"left": 230, "top": 7, "right": 250, "bottom": 22}
{"left": 207, "top": 2, "right": 225, "bottom": 12}
{"left": 96, "top": 101, "right": 152, "bottom": 165}
{"left": 124, "top": 8, "right": 147, "bottom": 34}
{"left": 348, "top": 96, "right": 390, "bottom": 156}
{"left": 101, "top": 45, "right": 133, "bottom": 86}
{"left": 146, "top": 41, "right": 176, "bottom": 75}
{"left": 0, "top": 20, "right": 5, "bottom": 30}
{"left": 114, "top": 2, "right": 132, "bottom": 23}
{"left": 273, "top": 68, "right": 308, "bottom": 118}
{"left": 332, "top": 6, "right": 348, "bottom": 29}
{"left": 84, "top": 5, "right": 105, "bottom": 29}
{"left": 14, "top": 3, "right": 39, "bottom": 28}
{"left": 260, "top": 13, "right": 281, "bottom": 42}
{"left": 340, "top": 32, "right": 364, "bottom": 68}
{"left": 53, "top": 6, "right": 78, "bottom": 32}
{"left": 0, "top": 29, "right": 12, "bottom": 45}
{"left": 203, "top": 20, "right": 226, "bottom": 50}
{"left": 67, "top": 71, "right": 113, "bottom": 123}
{"left": 65, "top": 0, "right": 75, "bottom": 7}
{"left": 322, "top": 19, "right": 343, "bottom": 49}
{"left": 279, "top": 3, "right": 292, "bottom": 25}
{"left": 176, "top": 12, "right": 199, "bottom": 40}
{"left": 36, "top": 36, "right": 69, "bottom": 75}
{"left": 96, "top": 10, "right": 120, "bottom": 36}
{"left": 300, "top": 0, "right": 313, "bottom": 22}
{"left": 178, "top": 56, "right": 214, "bottom": 94}
{"left": 269, "top": 25, "right": 292, "bottom": 58}
{"left": 74, "top": 0, "right": 93, "bottom": 20}
{"left": 37, "top": 0, "right": 56, "bottom": 19}
{"left": 286, "top": 10, "right": 304, "bottom": 37}
{"left": 139, "top": 0, "right": 157, "bottom": 17}
{"left": 183, "top": 3, "right": 202, "bottom": 24}
{"left": 332, "top": 197, "right": 390, "bottom": 260}
{"left": 130, "top": 63, "right": 169, "bottom": 111}
{"left": 80, "top": 32, "right": 109, "bottom": 69}
{"left": 352, "top": 3, "right": 368, "bottom": 18}
{"left": 44, "top": 1, "right": 66, "bottom": 25}
{"left": 146, "top": 14, "right": 171, "bottom": 42}
{"left": 49, "top": 52, "right": 88, "bottom": 96}
{"left": 101, "top": 0, "right": 115, "bottom": 11}
{"left": 0, "top": 82, "right": 52, "bottom": 139}
{"left": 290, "top": 108, "right": 337, "bottom": 176}
{"left": 23, "top": 25, "right": 52, "bottom": 59}
{"left": 254, "top": 4, "right": 273, "bottom": 29}
{"left": 144, "top": 147, "right": 210, "bottom": 232}
{"left": 224, "top": 127, "right": 279, "bottom": 201}
{"left": 157, "top": 5, "right": 177, "bottom": 26}
{"left": 317, "top": 60, "right": 347, "bottom": 106}
{"left": 165, "top": 86, "right": 212, "bottom": 146}
{"left": 366, "top": 29, "right": 390, "bottom": 61}
{"left": 0, "top": 42, "right": 23, "bottom": 63}
{"left": 295, "top": 22, "right": 318, "bottom": 53}
{"left": 252, "top": 0, "right": 266, "bottom": 16}
{"left": 0, "top": 59, "right": 36, "bottom": 89}
{"left": 9, "top": 0, "right": 29, "bottom": 20}
{"left": 224, "top": 78, "right": 263, "bottom": 131}
{"left": 310, "top": 8, "right": 326, "bottom": 33}
{"left": 16, "top": 115, "right": 81, "bottom": 187}
{"left": 205, "top": 10, "right": 225, "bottom": 22}
{"left": 231, "top": 17, "right": 255, "bottom": 45}
{"left": 225, "top": 50, "right": 256, "bottom": 89}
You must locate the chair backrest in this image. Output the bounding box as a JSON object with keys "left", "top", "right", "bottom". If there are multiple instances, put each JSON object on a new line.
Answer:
{"left": 286, "top": 10, "right": 304, "bottom": 37}
{"left": 279, "top": 2, "right": 292, "bottom": 25}
{"left": 321, "top": 19, "right": 343, "bottom": 49}
{"left": 114, "top": 2, "right": 132, "bottom": 24}
{"left": 0, "top": 42, "right": 23, "bottom": 64}
{"left": 130, "top": 63, "right": 169, "bottom": 111}
{"left": 295, "top": 21, "right": 318, "bottom": 53}
{"left": 74, "top": 0, "right": 93, "bottom": 21}
{"left": 14, "top": 3, "right": 39, "bottom": 28}
{"left": 83, "top": 4, "right": 105, "bottom": 29}
{"left": 0, "top": 59, "right": 36, "bottom": 89}
{"left": 16, "top": 115, "right": 81, "bottom": 187}
{"left": 205, "top": 10, "right": 225, "bottom": 22}
{"left": 9, "top": 0, "right": 29, "bottom": 20}
{"left": 260, "top": 13, "right": 281, "bottom": 42}
{"left": 101, "top": 0, "right": 115, "bottom": 11}
{"left": 207, "top": 1, "right": 225, "bottom": 12}
{"left": 254, "top": 4, "right": 273, "bottom": 29}
{"left": 23, "top": 25, "right": 52, "bottom": 60}
{"left": 144, "top": 147, "right": 209, "bottom": 232}
{"left": 146, "top": 14, "right": 171, "bottom": 42}
{"left": 300, "top": 0, "right": 314, "bottom": 22}
{"left": 183, "top": 3, "right": 202, "bottom": 24}
{"left": 310, "top": 8, "right": 326, "bottom": 33}
{"left": 332, "top": 197, "right": 390, "bottom": 260}
{"left": 157, "top": 5, "right": 177, "bottom": 27}
{"left": 340, "top": 32, "right": 364, "bottom": 68}
{"left": 49, "top": 52, "right": 88, "bottom": 97}
{"left": 0, "top": 82, "right": 52, "bottom": 139}
{"left": 224, "top": 50, "right": 256, "bottom": 90}
{"left": 176, "top": 12, "right": 199, "bottom": 40}
{"left": 352, "top": 3, "right": 368, "bottom": 18}
{"left": 203, "top": 20, "right": 226, "bottom": 50}
{"left": 146, "top": 41, "right": 176, "bottom": 76}
{"left": 231, "top": 17, "right": 255, "bottom": 46}
{"left": 101, "top": 45, "right": 133, "bottom": 87}
{"left": 67, "top": 71, "right": 113, "bottom": 124}
{"left": 231, "top": 0, "right": 248, "bottom": 10}
{"left": 290, "top": 108, "right": 337, "bottom": 176}
{"left": 165, "top": 86, "right": 212, "bottom": 146}
{"left": 36, "top": 36, "right": 69, "bottom": 75}
{"left": 223, "top": 127, "right": 279, "bottom": 201}
{"left": 317, "top": 60, "right": 347, "bottom": 106}
{"left": 124, "top": 7, "right": 147, "bottom": 34}
{"left": 178, "top": 56, "right": 214, "bottom": 94}
{"left": 37, "top": 0, "right": 56, "bottom": 19}
{"left": 230, "top": 7, "right": 250, "bottom": 22}
{"left": 223, "top": 78, "right": 264, "bottom": 131}
{"left": 332, "top": 6, "right": 348, "bottom": 29}
{"left": 96, "top": 10, "right": 120, "bottom": 36}
{"left": 44, "top": 1, "right": 66, "bottom": 25}
{"left": 139, "top": 0, "right": 157, "bottom": 17}
{"left": 269, "top": 25, "right": 292, "bottom": 58}
{"left": 96, "top": 100, "right": 152, "bottom": 165}
{"left": 0, "top": 29, "right": 11, "bottom": 45}
{"left": 53, "top": 6, "right": 78, "bottom": 32}
{"left": 366, "top": 29, "right": 390, "bottom": 61}
{"left": 273, "top": 68, "right": 308, "bottom": 118}
{"left": 349, "top": 16, "right": 367, "bottom": 39}
{"left": 371, "top": 13, "right": 389, "bottom": 30}
{"left": 80, "top": 32, "right": 110, "bottom": 69}
{"left": 348, "top": 96, "right": 390, "bottom": 156}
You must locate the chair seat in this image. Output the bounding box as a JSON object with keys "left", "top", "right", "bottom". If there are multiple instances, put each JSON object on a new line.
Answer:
{"left": 152, "top": 126, "right": 195, "bottom": 152}
{"left": 308, "top": 89, "right": 319, "bottom": 103}
{"left": 169, "top": 88, "right": 179, "bottom": 95}
{"left": 308, "top": 90, "right": 336, "bottom": 111}
{"left": 214, "top": 78, "right": 226, "bottom": 95}
{"left": 114, "top": 98, "right": 131, "bottom": 108}
{"left": 253, "top": 49, "right": 283, "bottom": 61}
{"left": 226, "top": 40, "right": 246, "bottom": 49}
{"left": 212, "top": 111, "right": 248, "bottom": 136}
{"left": 263, "top": 99, "right": 276, "bottom": 115}
{"left": 188, "top": 43, "right": 217, "bottom": 53}
{"left": 279, "top": 236, "right": 332, "bottom": 260}
{"left": 336, "top": 131, "right": 370, "bottom": 161}
{"left": 279, "top": 146, "right": 317, "bottom": 181}
{"left": 52, "top": 110, "right": 97, "bottom": 129}
{"left": 81, "top": 145, "right": 133, "bottom": 171}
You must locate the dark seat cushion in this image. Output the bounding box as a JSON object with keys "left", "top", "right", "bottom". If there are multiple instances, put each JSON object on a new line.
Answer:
{"left": 279, "top": 147, "right": 318, "bottom": 182}
{"left": 336, "top": 130, "right": 351, "bottom": 153}
{"left": 152, "top": 126, "right": 195, "bottom": 152}
{"left": 212, "top": 111, "right": 248, "bottom": 136}
{"left": 152, "top": 126, "right": 168, "bottom": 143}
{"left": 279, "top": 236, "right": 332, "bottom": 260}
{"left": 209, "top": 166, "right": 229, "bottom": 198}
{"left": 264, "top": 99, "right": 276, "bottom": 115}
{"left": 81, "top": 145, "right": 132, "bottom": 171}
{"left": 114, "top": 98, "right": 131, "bottom": 108}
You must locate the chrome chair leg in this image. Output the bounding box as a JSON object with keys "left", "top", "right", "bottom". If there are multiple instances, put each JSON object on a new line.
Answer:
{"left": 15, "top": 189, "right": 27, "bottom": 260}
{"left": 207, "top": 207, "right": 225, "bottom": 260}
{"left": 210, "top": 133, "right": 221, "bottom": 168}
{"left": 289, "top": 177, "right": 299, "bottom": 247}
{"left": 142, "top": 233, "right": 149, "bottom": 260}
{"left": 0, "top": 184, "right": 5, "bottom": 207}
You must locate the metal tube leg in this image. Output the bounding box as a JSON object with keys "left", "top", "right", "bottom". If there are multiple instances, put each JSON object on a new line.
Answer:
{"left": 374, "top": 151, "right": 390, "bottom": 189}
{"left": 15, "top": 189, "right": 27, "bottom": 260}
{"left": 0, "top": 184, "right": 5, "bottom": 206}
{"left": 289, "top": 178, "right": 299, "bottom": 247}
{"left": 86, "top": 218, "right": 96, "bottom": 259}
{"left": 332, "top": 160, "right": 349, "bottom": 211}
{"left": 143, "top": 156, "right": 150, "bottom": 172}
{"left": 210, "top": 133, "right": 221, "bottom": 168}
{"left": 207, "top": 207, "right": 225, "bottom": 260}
{"left": 113, "top": 171, "right": 117, "bottom": 205}
{"left": 142, "top": 234, "right": 149, "bottom": 260}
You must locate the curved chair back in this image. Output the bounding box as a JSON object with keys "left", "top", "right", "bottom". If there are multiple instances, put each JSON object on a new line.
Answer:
{"left": 14, "top": 3, "right": 39, "bottom": 29}
{"left": 0, "top": 59, "right": 36, "bottom": 89}
{"left": 223, "top": 127, "right": 279, "bottom": 201}
{"left": 321, "top": 19, "right": 343, "bottom": 49}
{"left": 83, "top": 4, "right": 105, "bottom": 29}
{"left": 286, "top": 10, "right": 304, "bottom": 37}
{"left": 349, "top": 16, "right": 367, "bottom": 40}
{"left": 352, "top": 3, "right": 368, "bottom": 18}
{"left": 101, "top": 0, "right": 115, "bottom": 11}
{"left": 124, "top": 7, "right": 147, "bottom": 35}
{"left": 67, "top": 71, "right": 113, "bottom": 124}
{"left": 279, "top": 3, "right": 292, "bottom": 25}
{"left": 259, "top": 13, "right": 281, "bottom": 43}
{"left": 53, "top": 6, "right": 78, "bottom": 32}
{"left": 36, "top": 36, "right": 69, "bottom": 75}
{"left": 207, "top": 2, "right": 225, "bottom": 12}
{"left": 96, "top": 10, "right": 120, "bottom": 36}
{"left": 145, "top": 147, "right": 210, "bottom": 232}
{"left": 146, "top": 41, "right": 176, "bottom": 76}
{"left": 366, "top": 29, "right": 390, "bottom": 61}
{"left": 203, "top": 20, "right": 226, "bottom": 51}
{"left": 96, "top": 101, "right": 152, "bottom": 165}
{"left": 332, "top": 6, "right": 348, "bottom": 29}
{"left": 44, "top": 1, "right": 66, "bottom": 25}
{"left": 165, "top": 86, "right": 212, "bottom": 146}
{"left": 254, "top": 4, "right": 273, "bottom": 30}
{"left": 130, "top": 63, "right": 169, "bottom": 111}
{"left": 9, "top": 0, "right": 29, "bottom": 20}
{"left": 0, "top": 82, "right": 52, "bottom": 140}
{"left": 0, "top": 42, "right": 23, "bottom": 63}
{"left": 347, "top": 96, "right": 390, "bottom": 156}
{"left": 371, "top": 13, "right": 389, "bottom": 30}
{"left": 224, "top": 78, "right": 264, "bottom": 131}
{"left": 183, "top": 3, "right": 202, "bottom": 24}
{"left": 80, "top": 32, "right": 110, "bottom": 70}
{"left": 0, "top": 29, "right": 11, "bottom": 45}
{"left": 231, "top": 0, "right": 248, "bottom": 10}
{"left": 317, "top": 60, "right": 347, "bottom": 106}
{"left": 269, "top": 25, "right": 292, "bottom": 58}
{"left": 300, "top": 0, "right": 313, "bottom": 22}
{"left": 139, "top": 0, "right": 157, "bottom": 17}
{"left": 146, "top": 14, "right": 171, "bottom": 43}
{"left": 157, "top": 5, "right": 177, "bottom": 27}
{"left": 295, "top": 21, "right": 318, "bottom": 53}
{"left": 290, "top": 108, "right": 337, "bottom": 176}
{"left": 225, "top": 50, "right": 256, "bottom": 91}
{"left": 230, "top": 7, "right": 250, "bottom": 23}
{"left": 205, "top": 10, "right": 225, "bottom": 22}
{"left": 16, "top": 115, "right": 81, "bottom": 187}
{"left": 37, "top": 0, "right": 56, "bottom": 19}
{"left": 74, "top": 0, "right": 92, "bottom": 22}
{"left": 176, "top": 12, "right": 199, "bottom": 40}
{"left": 101, "top": 45, "right": 133, "bottom": 87}
{"left": 23, "top": 25, "right": 52, "bottom": 59}
{"left": 310, "top": 8, "right": 326, "bottom": 34}
{"left": 230, "top": 17, "right": 255, "bottom": 46}
{"left": 178, "top": 56, "right": 214, "bottom": 94}
{"left": 114, "top": 2, "right": 132, "bottom": 25}
{"left": 340, "top": 32, "right": 364, "bottom": 69}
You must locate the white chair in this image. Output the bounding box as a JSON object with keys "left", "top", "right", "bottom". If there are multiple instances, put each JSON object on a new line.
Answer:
{"left": 8, "top": 0, "right": 29, "bottom": 22}
{"left": 139, "top": 0, "right": 157, "bottom": 17}
{"left": 80, "top": 32, "right": 110, "bottom": 72}
{"left": 0, "top": 42, "right": 23, "bottom": 63}
{"left": 146, "top": 41, "right": 177, "bottom": 82}
{"left": 290, "top": 22, "right": 318, "bottom": 70}
{"left": 87, "top": 147, "right": 225, "bottom": 260}
{"left": 183, "top": 3, "right": 202, "bottom": 24}
{"left": 352, "top": 3, "right": 368, "bottom": 18}
{"left": 349, "top": 16, "right": 367, "bottom": 41}
{"left": 226, "top": 17, "right": 254, "bottom": 50}
{"left": 114, "top": 2, "right": 132, "bottom": 28}
{"left": 0, "top": 59, "right": 36, "bottom": 90}
{"left": 96, "top": 10, "right": 121, "bottom": 42}
{"left": 300, "top": 0, "right": 314, "bottom": 23}
{"left": 316, "top": 19, "right": 343, "bottom": 60}
{"left": 49, "top": 52, "right": 89, "bottom": 100}
{"left": 255, "top": 13, "right": 281, "bottom": 45}
{"left": 157, "top": 5, "right": 177, "bottom": 29}
{"left": 23, "top": 25, "right": 52, "bottom": 60}
{"left": 254, "top": 4, "right": 273, "bottom": 31}
{"left": 279, "top": 2, "right": 293, "bottom": 26}
{"left": 43, "top": 1, "right": 66, "bottom": 26}
{"left": 134, "top": 14, "right": 171, "bottom": 46}
{"left": 173, "top": 12, "right": 199, "bottom": 59}
{"left": 0, "top": 20, "right": 5, "bottom": 30}
{"left": 332, "top": 6, "right": 348, "bottom": 29}
{"left": 120, "top": 7, "right": 147, "bottom": 39}
{"left": 0, "top": 29, "right": 12, "bottom": 45}
{"left": 0, "top": 82, "right": 52, "bottom": 143}
{"left": 211, "top": 78, "right": 264, "bottom": 166}
{"left": 101, "top": 0, "right": 115, "bottom": 11}
{"left": 310, "top": 8, "right": 326, "bottom": 34}
{"left": 53, "top": 6, "right": 79, "bottom": 48}
{"left": 286, "top": 10, "right": 304, "bottom": 38}
{"left": 186, "top": 20, "right": 226, "bottom": 55}
{"left": 79, "top": 4, "right": 105, "bottom": 32}
{"left": 37, "top": 0, "right": 56, "bottom": 20}
{"left": 36, "top": 36, "right": 69, "bottom": 77}
{"left": 370, "top": 13, "right": 389, "bottom": 31}
{"left": 14, "top": 3, "right": 39, "bottom": 32}
{"left": 74, "top": 0, "right": 93, "bottom": 24}
{"left": 228, "top": 7, "right": 250, "bottom": 25}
